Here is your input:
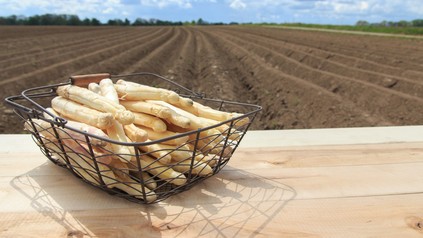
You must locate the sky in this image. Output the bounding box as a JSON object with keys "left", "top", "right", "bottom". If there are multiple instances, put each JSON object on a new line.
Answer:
{"left": 0, "top": 0, "right": 422, "bottom": 25}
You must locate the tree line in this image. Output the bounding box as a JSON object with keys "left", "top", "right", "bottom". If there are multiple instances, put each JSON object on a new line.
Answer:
{"left": 0, "top": 14, "right": 236, "bottom": 26}
{"left": 356, "top": 19, "right": 423, "bottom": 27}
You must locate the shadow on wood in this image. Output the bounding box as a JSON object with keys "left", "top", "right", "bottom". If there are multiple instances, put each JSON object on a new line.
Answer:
{"left": 9, "top": 162, "right": 296, "bottom": 237}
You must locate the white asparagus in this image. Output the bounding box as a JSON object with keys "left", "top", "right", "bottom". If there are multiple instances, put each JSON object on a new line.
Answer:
{"left": 180, "top": 101, "right": 249, "bottom": 125}
{"left": 200, "top": 117, "right": 241, "bottom": 141}
{"left": 120, "top": 100, "right": 172, "bottom": 119}
{"left": 43, "top": 107, "right": 113, "bottom": 147}
{"left": 52, "top": 96, "right": 113, "bottom": 129}
{"left": 53, "top": 138, "right": 117, "bottom": 186}
{"left": 96, "top": 78, "right": 133, "bottom": 162}
{"left": 123, "top": 124, "right": 148, "bottom": 142}
{"left": 138, "top": 140, "right": 172, "bottom": 164}
{"left": 27, "top": 118, "right": 109, "bottom": 147}
{"left": 132, "top": 111, "right": 167, "bottom": 132}
{"left": 106, "top": 120, "right": 132, "bottom": 162}
{"left": 117, "top": 79, "right": 194, "bottom": 108}
{"left": 88, "top": 83, "right": 101, "bottom": 94}
{"left": 148, "top": 100, "right": 224, "bottom": 142}
{"left": 171, "top": 159, "right": 213, "bottom": 176}
{"left": 148, "top": 100, "right": 213, "bottom": 130}
{"left": 164, "top": 109, "right": 191, "bottom": 129}
{"left": 113, "top": 174, "right": 157, "bottom": 202}
{"left": 126, "top": 138, "right": 172, "bottom": 168}
{"left": 136, "top": 125, "right": 189, "bottom": 146}
{"left": 137, "top": 155, "right": 187, "bottom": 186}
{"left": 155, "top": 144, "right": 213, "bottom": 176}
{"left": 136, "top": 172, "right": 157, "bottom": 190}
{"left": 43, "top": 107, "right": 60, "bottom": 120}
{"left": 57, "top": 85, "right": 134, "bottom": 125}
{"left": 190, "top": 135, "right": 233, "bottom": 158}
{"left": 99, "top": 78, "right": 119, "bottom": 103}
{"left": 155, "top": 144, "right": 192, "bottom": 161}
{"left": 35, "top": 136, "right": 67, "bottom": 165}
{"left": 115, "top": 80, "right": 179, "bottom": 104}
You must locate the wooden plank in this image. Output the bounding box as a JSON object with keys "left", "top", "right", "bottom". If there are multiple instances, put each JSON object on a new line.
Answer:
{"left": 0, "top": 134, "right": 423, "bottom": 237}
{"left": 230, "top": 142, "right": 423, "bottom": 168}
{"left": 240, "top": 126, "right": 423, "bottom": 148}
{"left": 1, "top": 192, "right": 423, "bottom": 237}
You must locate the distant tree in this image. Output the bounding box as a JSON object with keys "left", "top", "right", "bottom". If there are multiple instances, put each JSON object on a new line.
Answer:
{"left": 28, "top": 15, "right": 41, "bottom": 25}
{"left": 91, "top": 18, "right": 101, "bottom": 26}
{"left": 132, "top": 18, "right": 144, "bottom": 26}
{"left": 379, "top": 20, "right": 388, "bottom": 27}
{"left": 412, "top": 19, "right": 423, "bottom": 27}
{"left": 82, "top": 18, "right": 91, "bottom": 26}
{"left": 67, "top": 15, "right": 81, "bottom": 25}
{"left": 197, "top": 18, "right": 207, "bottom": 25}
{"left": 229, "top": 22, "right": 239, "bottom": 25}
{"left": 4, "top": 15, "right": 17, "bottom": 25}
{"left": 387, "top": 21, "right": 395, "bottom": 27}
{"left": 355, "top": 20, "right": 369, "bottom": 26}
{"left": 397, "top": 20, "right": 411, "bottom": 27}
{"left": 107, "top": 19, "right": 123, "bottom": 25}
{"left": 40, "top": 14, "right": 54, "bottom": 25}
{"left": 124, "top": 18, "right": 130, "bottom": 26}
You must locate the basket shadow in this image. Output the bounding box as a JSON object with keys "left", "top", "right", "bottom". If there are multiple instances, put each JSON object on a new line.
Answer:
{"left": 10, "top": 162, "right": 164, "bottom": 237}
{"left": 160, "top": 165, "right": 297, "bottom": 237}
{"left": 11, "top": 162, "right": 296, "bottom": 237}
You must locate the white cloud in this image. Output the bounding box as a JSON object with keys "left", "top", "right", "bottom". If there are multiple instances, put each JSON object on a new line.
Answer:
{"left": 0, "top": 0, "right": 126, "bottom": 15}
{"left": 319, "top": 1, "right": 370, "bottom": 14}
{"left": 229, "top": 0, "right": 246, "bottom": 9}
{"left": 1, "top": 0, "right": 422, "bottom": 24}
{"left": 256, "top": 13, "right": 281, "bottom": 22}
{"left": 405, "top": 0, "right": 423, "bottom": 15}
{"left": 140, "top": 0, "right": 193, "bottom": 8}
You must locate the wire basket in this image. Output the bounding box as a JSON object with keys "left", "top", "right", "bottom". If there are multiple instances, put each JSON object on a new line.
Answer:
{"left": 4, "top": 72, "right": 262, "bottom": 204}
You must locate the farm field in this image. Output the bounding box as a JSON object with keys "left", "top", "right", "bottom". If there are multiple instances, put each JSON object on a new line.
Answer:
{"left": 1, "top": 25, "right": 423, "bottom": 134}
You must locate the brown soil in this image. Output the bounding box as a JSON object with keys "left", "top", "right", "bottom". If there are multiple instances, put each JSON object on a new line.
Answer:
{"left": 1, "top": 25, "right": 423, "bottom": 133}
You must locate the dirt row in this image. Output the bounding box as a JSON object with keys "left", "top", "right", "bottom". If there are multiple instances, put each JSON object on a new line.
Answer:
{"left": 1, "top": 26, "right": 422, "bottom": 133}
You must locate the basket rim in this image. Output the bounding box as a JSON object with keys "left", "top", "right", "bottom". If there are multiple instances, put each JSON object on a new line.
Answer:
{"left": 5, "top": 72, "right": 262, "bottom": 146}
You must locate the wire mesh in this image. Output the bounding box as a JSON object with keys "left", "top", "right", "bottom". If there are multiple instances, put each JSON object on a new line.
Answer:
{"left": 5, "top": 72, "right": 261, "bottom": 204}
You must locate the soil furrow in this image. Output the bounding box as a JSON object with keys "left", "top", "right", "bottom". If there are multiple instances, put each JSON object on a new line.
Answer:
{"left": 221, "top": 28, "right": 423, "bottom": 85}
{"left": 0, "top": 27, "right": 171, "bottom": 133}
{"left": 164, "top": 27, "right": 198, "bottom": 91}
{"left": 204, "top": 28, "right": 388, "bottom": 129}
{"left": 229, "top": 27, "right": 423, "bottom": 80}
{"left": 0, "top": 27, "right": 168, "bottom": 89}
{"left": 0, "top": 27, "right": 131, "bottom": 62}
{"left": 0, "top": 26, "right": 107, "bottom": 40}
{"left": 216, "top": 29, "right": 423, "bottom": 126}
{"left": 216, "top": 28, "right": 423, "bottom": 97}
{"left": 0, "top": 27, "right": 123, "bottom": 57}
{"left": 2, "top": 26, "right": 423, "bottom": 133}
{"left": 120, "top": 27, "right": 184, "bottom": 75}
{"left": 55, "top": 27, "right": 173, "bottom": 79}
{"left": 1, "top": 29, "right": 148, "bottom": 79}
{"left": 193, "top": 28, "right": 256, "bottom": 103}
{"left": 0, "top": 28, "right": 141, "bottom": 68}
{"left": 75, "top": 27, "right": 174, "bottom": 78}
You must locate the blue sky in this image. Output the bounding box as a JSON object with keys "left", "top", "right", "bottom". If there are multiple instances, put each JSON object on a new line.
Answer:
{"left": 0, "top": 0, "right": 422, "bottom": 25}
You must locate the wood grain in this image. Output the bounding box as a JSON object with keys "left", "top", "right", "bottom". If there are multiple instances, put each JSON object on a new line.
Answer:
{"left": 0, "top": 135, "right": 423, "bottom": 237}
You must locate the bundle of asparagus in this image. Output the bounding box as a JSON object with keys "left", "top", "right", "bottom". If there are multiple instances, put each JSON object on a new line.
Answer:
{"left": 26, "top": 77, "right": 248, "bottom": 202}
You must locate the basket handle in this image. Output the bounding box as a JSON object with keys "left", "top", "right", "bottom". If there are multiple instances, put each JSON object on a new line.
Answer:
{"left": 70, "top": 73, "right": 111, "bottom": 88}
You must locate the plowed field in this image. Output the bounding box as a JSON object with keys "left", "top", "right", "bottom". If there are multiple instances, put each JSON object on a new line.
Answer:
{"left": 1, "top": 26, "right": 423, "bottom": 133}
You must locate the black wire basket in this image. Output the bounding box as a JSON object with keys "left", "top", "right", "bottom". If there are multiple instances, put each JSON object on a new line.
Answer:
{"left": 4, "top": 72, "right": 262, "bottom": 204}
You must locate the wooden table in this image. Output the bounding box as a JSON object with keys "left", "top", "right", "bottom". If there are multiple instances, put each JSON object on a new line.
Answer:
{"left": 1, "top": 127, "right": 423, "bottom": 237}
